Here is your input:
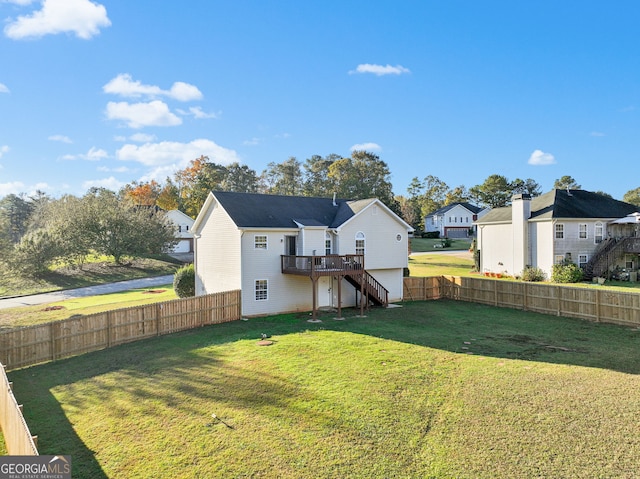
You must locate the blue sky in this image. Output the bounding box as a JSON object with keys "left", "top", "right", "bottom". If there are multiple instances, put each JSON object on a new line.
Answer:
{"left": 1, "top": 1, "right": 640, "bottom": 200}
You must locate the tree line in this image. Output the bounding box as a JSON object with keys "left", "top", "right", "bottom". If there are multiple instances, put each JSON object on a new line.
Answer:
{"left": 2, "top": 149, "right": 640, "bottom": 277}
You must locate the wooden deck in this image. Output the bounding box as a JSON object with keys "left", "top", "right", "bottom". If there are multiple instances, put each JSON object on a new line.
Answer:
{"left": 281, "top": 254, "right": 365, "bottom": 277}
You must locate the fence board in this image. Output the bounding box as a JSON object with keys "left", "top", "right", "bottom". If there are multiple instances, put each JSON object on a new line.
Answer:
{"left": 434, "top": 276, "right": 640, "bottom": 328}
{"left": 0, "top": 364, "right": 37, "bottom": 455}
{"left": 0, "top": 290, "right": 241, "bottom": 371}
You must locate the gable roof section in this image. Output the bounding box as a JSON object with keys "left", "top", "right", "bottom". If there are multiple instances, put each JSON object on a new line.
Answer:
{"left": 476, "top": 189, "right": 640, "bottom": 224}
{"left": 193, "top": 191, "right": 414, "bottom": 232}
{"left": 426, "top": 202, "right": 482, "bottom": 217}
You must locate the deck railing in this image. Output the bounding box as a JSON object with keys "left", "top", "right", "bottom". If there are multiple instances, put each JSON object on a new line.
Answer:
{"left": 281, "top": 254, "right": 365, "bottom": 276}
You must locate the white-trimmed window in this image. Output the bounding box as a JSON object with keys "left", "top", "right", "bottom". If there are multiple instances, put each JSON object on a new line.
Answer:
{"left": 325, "top": 232, "right": 332, "bottom": 255}
{"left": 255, "top": 279, "right": 268, "bottom": 301}
{"left": 579, "top": 224, "right": 587, "bottom": 239}
{"left": 355, "top": 232, "right": 365, "bottom": 255}
{"left": 555, "top": 224, "right": 564, "bottom": 239}
{"left": 579, "top": 254, "right": 588, "bottom": 269}
{"left": 595, "top": 222, "right": 603, "bottom": 243}
{"left": 254, "top": 235, "right": 267, "bottom": 249}
{"left": 554, "top": 255, "right": 565, "bottom": 264}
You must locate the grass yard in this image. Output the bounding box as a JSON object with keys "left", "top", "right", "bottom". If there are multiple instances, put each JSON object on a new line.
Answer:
{"left": 0, "top": 285, "right": 177, "bottom": 329}
{"left": 8, "top": 300, "right": 640, "bottom": 478}
{"left": 410, "top": 236, "right": 472, "bottom": 252}
{"left": 409, "top": 252, "right": 475, "bottom": 277}
{"left": 0, "top": 255, "right": 181, "bottom": 298}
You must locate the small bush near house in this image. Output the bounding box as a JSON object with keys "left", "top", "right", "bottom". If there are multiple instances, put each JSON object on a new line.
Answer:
{"left": 173, "top": 263, "right": 195, "bottom": 297}
{"left": 421, "top": 231, "right": 440, "bottom": 239}
{"left": 551, "top": 262, "right": 584, "bottom": 283}
{"left": 522, "top": 266, "right": 546, "bottom": 282}
{"left": 440, "top": 238, "right": 452, "bottom": 248}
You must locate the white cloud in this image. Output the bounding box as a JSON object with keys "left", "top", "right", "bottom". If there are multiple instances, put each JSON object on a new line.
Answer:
{"left": 117, "top": 138, "right": 240, "bottom": 168}
{"left": 4, "top": 0, "right": 111, "bottom": 40}
{"left": 349, "top": 64, "right": 411, "bottom": 76}
{"left": 60, "top": 146, "right": 108, "bottom": 161}
{"left": 527, "top": 149, "right": 556, "bottom": 166}
{"left": 590, "top": 131, "right": 605, "bottom": 137}
{"left": 97, "top": 165, "right": 130, "bottom": 173}
{"left": 0, "top": 181, "right": 25, "bottom": 196}
{"left": 105, "top": 100, "right": 182, "bottom": 128}
{"left": 82, "top": 176, "right": 124, "bottom": 191}
{"left": 350, "top": 142, "right": 381, "bottom": 152}
{"left": 0, "top": 83, "right": 9, "bottom": 93}
{"left": 48, "top": 134, "right": 72, "bottom": 143}
{"left": 0, "top": 145, "right": 9, "bottom": 157}
{"left": 176, "top": 106, "right": 218, "bottom": 119}
{"left": 129, "top": 133, "right": 156, "bottom": 143}
{"left": 103, "top": 74, "right": 202, "bottom": 101}
{"left": 243, "top": 137, "right": 261, "bottom": 146}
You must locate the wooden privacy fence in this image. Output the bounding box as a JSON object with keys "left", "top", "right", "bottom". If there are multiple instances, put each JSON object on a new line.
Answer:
{"left": 0, "top": 364, "right": 38, "bottom": 455}
{"left": 404, "top": 276, "right": 640, "bottom": 327}
{"left": 0, "top": 290, "right": 241, "bottom": 371}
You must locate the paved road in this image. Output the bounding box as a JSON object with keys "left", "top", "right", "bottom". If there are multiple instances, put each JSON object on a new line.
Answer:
{"left": 0, "top": 275, "right": 174, "bottom": 310}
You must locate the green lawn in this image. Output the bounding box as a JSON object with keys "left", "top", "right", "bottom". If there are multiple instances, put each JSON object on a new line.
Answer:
{"left": 9, "top": 300, "right": 640, "bottom": 478}
{"left": 411, "top": 236, "right": 472, "bottom": 252}
{"left": 0, "top": 255, "right": 181, "bottom": 298}
{"left": 0, "top": 285, "right": 177, "bottom": 329}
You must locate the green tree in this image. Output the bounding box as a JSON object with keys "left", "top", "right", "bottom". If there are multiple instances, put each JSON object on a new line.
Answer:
{"left": 303, "top": 154, "right": 339, "bottom": 197}
{"left": 510, "top": 178, "right": 542, "bottom": 197}
{"left": 11, "top": 229, "right": 61, "bottom": 277}
{"left": 0, "top": 193, "right": 34, "bottom": 243}
{"left": 418, "top": 175, "right": 449, "bottom": 218}
{"left": 623, "top": 187, "right": 640, "bottom": 206}
{"left": 328, "top": 151, "right": 395, "bottom": 207}
{"left": 444, "top": 185, "right": 471, "bottom": 205}
{"left": 469, "top": 174, "right": 512, "bottom": 208}
{"left": 261, "top": 157, "right": 304, "bottom": 195}
{"left": 222, "top": 162, "right": 259, "bottom": 193}
{"left": 553, "top": 175, "right": 581, "bottom": 190}
{"left": 175, "top": 155, "right": 227, "bottom": 217}
{"left": 61, "top": 189, "right": 177, "bottom": 264}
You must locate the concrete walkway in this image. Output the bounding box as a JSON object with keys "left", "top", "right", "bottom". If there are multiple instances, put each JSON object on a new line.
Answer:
{"left": 0, "top": 275, "right": 174, "bottom": 310}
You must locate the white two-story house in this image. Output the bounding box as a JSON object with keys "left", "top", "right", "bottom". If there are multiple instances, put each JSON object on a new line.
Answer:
{"left": 475, "top": 189, "right": 640, "bottom": 280}
{"left": 192, "top": 191, "right": 413, "bottom": 319}
{"left": 424, "top": 202, "right": 485, "bottom": 238}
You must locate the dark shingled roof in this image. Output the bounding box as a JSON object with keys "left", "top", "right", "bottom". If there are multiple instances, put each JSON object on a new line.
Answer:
{"left": 212, "top": 191, "right": 375, "bottom": 228}
{"left": 426, "top": 202, "right": 482, "bottom": 217}
{"left": 476, "top": 189, "right": 640, "bottom": 224}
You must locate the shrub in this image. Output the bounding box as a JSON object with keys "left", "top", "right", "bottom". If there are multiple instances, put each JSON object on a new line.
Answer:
{"left": 173, "top": 263, "right": 195, "bottom": 298}
{"left": 421, "top": 231, "right": 440, "bottom": 239}
{"left": 440, "top": 238, "right": 452, "bottom": 248}
{"left": 521, "top": 266, "right": 546, "bottom": 282}
{"left": 551, "top": 262, "right": 584, "bottom": 283}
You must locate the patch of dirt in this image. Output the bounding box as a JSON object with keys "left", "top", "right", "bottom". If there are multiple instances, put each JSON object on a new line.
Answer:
{"left": 143, "top": 289, "right": 166, "bottom": 294}
{"left": 42, "top": 305, "right": 66, "bottom": 311}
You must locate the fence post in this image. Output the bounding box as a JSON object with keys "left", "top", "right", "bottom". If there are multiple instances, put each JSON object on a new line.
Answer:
{"left": 50, "top": 322, "right": 55, "bottom": 362}
{"left": 494, "top": 279, "right": 498, "bottom": 306}
{"left": 523, "top": 282, "right": 528, "bottom": 311}
{"left": 556, "top": 286, "right": 561, "bottom": 316}
{"left": 107, "top": 310, "right": 112, "bottom": 348}
{"left": 595, "top": 289, "right": 601, "bottom": 322}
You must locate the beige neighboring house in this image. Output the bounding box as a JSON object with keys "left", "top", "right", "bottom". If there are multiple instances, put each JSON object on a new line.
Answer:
{"left": 475, "top": 189, "right": 640, "bottom": 280}
{"left": 165, "top": 209, "right": 194, "bottom": 253}
{"left": 192, "top": 191, "right": 413, "bottom": 318}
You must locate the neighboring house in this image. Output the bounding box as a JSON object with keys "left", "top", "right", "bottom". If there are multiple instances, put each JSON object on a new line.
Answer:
{"left": 192, "top": 191, "right": 413, "bottom": 318}
{"left": 165, "top": 209, "right": 195, "bottom": 253}
{"left": 475, "top": 189, "right": 640, "bottom": 280}
{"left": 424, "top": 202, "right": 486, "bottom": 238}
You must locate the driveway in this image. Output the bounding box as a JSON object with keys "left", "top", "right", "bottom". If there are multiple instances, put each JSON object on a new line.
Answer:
{"left": 0, "top": 275, "right": 174, "bottom": 310}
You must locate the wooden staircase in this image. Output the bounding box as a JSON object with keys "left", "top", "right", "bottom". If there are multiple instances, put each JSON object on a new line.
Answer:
{"left": 345, "top": 271, "right": 389, "bottom": 307}
{"left": 584, "top": 237, "right": 640, "bottom": 279}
